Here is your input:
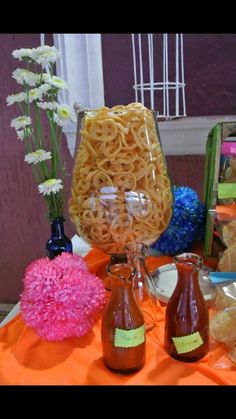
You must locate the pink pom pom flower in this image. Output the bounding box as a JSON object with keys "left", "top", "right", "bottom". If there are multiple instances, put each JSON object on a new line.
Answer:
{"left": 20, "top": 253, "right": 106, "bottom": 341}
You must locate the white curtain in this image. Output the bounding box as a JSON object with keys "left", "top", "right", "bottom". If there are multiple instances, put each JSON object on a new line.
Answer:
{"left": 52, "top": 33, "right": 105, "bottom": 156}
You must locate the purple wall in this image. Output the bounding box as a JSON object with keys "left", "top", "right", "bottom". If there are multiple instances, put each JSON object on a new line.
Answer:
{"left": 166, "top": 155, "right": 205, "bottom": 200}
{"left": 0, "top": 34, "right": 74, "bottom": 302}
{"left": 102, "top": 33, "right": 236, "bottom": 116}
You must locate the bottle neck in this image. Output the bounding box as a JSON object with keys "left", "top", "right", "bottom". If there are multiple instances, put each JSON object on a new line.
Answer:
{"left": 108, "top": 263, "right": 137, "bottom": 306}
{"left": 175, "top": 262, "right": 200, "bottom": 291}
{"left": 108, "top": 271, "right": 145, "bottom": 332}
{"left": 127, "top": 253, "right": 147, "bottom": 277}
{"left": 50, "top": 217, "right": 65, "bottom": 238}
{"left": 110, "top": 276, "right": 135, "bottom": 304}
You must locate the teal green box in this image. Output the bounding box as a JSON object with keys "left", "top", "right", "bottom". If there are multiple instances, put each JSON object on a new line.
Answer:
{"left": 203, "top": 122, "right": 236, "bottom": 256}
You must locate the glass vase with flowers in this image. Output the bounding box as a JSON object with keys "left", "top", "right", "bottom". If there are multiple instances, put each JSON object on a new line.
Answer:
{"left": 7, "top": 45, "right": 76, "bottom": 259}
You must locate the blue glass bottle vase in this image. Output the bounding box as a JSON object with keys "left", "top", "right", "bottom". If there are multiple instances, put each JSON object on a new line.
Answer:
{"left": 46, "top": 217, "right": 72, "bottom": 260}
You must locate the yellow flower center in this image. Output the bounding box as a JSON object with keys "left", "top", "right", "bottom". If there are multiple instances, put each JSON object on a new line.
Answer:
{"left": 22, "top": 69, "right": 31, "bottom": 76}
{"left": 32, "top": 151, "right": 42, "bottom": 157}
{"left": 41, "top": 51, "right": 56, "bottom": 57}
{"left": 59, "top": 109, "right": 69, "bottom": 118}
{"left": 45, "top": 179, "right": 56, "bottom": 186}
{"left": 29, "top": 89, "right": 37, "bottom": 97}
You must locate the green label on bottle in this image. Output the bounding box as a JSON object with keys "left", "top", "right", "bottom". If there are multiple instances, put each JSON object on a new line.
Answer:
{"left": 172, "top": 332, "right": 204, "bottom": 354}
{"left": 114, "top": 325, "right": 145, "bottom": 348}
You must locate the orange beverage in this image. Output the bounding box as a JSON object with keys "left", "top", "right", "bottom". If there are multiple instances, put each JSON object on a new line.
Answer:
{"left": 164, "top": 253, "right": 209, "bottom": 362}
{"left": 101, "top": 263, "right": 146, "bottom": 374}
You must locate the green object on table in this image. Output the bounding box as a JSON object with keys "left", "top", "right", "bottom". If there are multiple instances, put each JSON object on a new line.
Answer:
{"left": 203, "top": 124, "right": 222, "bottom": 256}
{"left": 218, "top": 183, "right": 236, "bottom": 199}
{"left": 203, "top": 122, "right": 236, "bottom": 256}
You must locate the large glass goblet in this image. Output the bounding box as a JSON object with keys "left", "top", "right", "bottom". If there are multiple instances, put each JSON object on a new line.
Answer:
{"left": 69, "top": 103, "right": 173, "bottom": 300}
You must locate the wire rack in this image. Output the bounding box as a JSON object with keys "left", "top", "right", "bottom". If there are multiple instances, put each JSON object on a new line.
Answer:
{"left": 131, "top": 34, "right": 186, "bottom": 120}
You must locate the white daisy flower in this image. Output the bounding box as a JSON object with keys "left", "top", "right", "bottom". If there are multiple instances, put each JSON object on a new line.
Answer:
{"left": 32, "top": 46, "right": 60, "bottom": 68}
{"left": 41, "top": 73, "right": 50, "bottom": 82}
{"left": 12, "top": 48, "right": 34, "bottom": 61}
{"left": 45, "top": 75, "right": 68, "bottom": 90}
{"left": 37, "top": 101, "right": 58, "bottom": 110}
{"left": 16, "top": 130, "right": 25, "bottom": 141}
{"left": 6, "top": 92, "right": 26, "bottom": 106}
{"left": 38, "top": 83, "right": 52, "bottom": 95}
{"left": 12, "top": 68, "right": 39, "bottom": 87}
{"left": 24, "top": 149, "right": 52, "bottom": 165}
{"left": 11, "top": 116, "right": 32, "bottom": 130}
{"left": 54, "top": 104, "right": 76, "bottom": 127}
{"left": 38, "top": 178, "right": 63, "bottom": 196}
{"left": 27, "top": 87, "right": 43, "bottom": 103}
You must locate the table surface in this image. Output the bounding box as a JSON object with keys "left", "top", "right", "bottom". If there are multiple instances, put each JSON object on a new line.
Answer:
{"left": 0, "top": 238, "right": 235, "bottom": 385}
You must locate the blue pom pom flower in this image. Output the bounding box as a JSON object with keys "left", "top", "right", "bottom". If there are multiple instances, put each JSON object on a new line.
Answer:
{"left": 152, "top": 186, "right": 206, "bottom": 255}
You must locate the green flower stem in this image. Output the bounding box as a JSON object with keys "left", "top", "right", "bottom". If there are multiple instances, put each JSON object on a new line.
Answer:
{"left": 25, "top": 130, "right": 46, "bottom": 181}
{"left": 48, "top": 109, "right": 64, "bottom": 182}
{"left": 37, "top": 163, "right": 48, "bottom": 181}
{"left": 39, "top": 69, "right": 43, "bottom": 84}
{"left": 53, "top": 122, "right": 64, "bottom": 179}
{"left": 24, "top": 87, "right": 40, "bottom": 151}
{"left": 34, "top": 103, "right": 49, "bottom": 179}
{"left": 47, "top": 88, "right": 62, "bottom": 179}
{"left": 56, "top": 191, "right": 63, "bottom": 216}
{"left": 24, "top": 134, "right": 41, "bottom": 184}
{"left": 21, "top": 90, "right": 48, "bottom": 181}
{"left": 17, "top": 102, "right": 24, "bottom": 114}
{"left": 45, "top": 191, "right": 63, "bottom": 220}
{"left": 52, "top": 193, "right": 58, "bottom": 217}
{"left": 34, "top": 102, "right": 44, "bottom": 148}
{"left": 24, "top": 134, "right": 32, "bottom": 153}
{"left": 49, "top": 65, "right": 53, "bottom": 77}
{"left": 30, "top": 129, "right": 40, "bottom": 149}
{"left": 56, "top": 125, "right": 65, "bottom": 178}
{"left": 31, "top": 164, "right": 41, "bottom": 183}
{"left": 38, "top": 160, "right": 49, "bottom": 180}
{"left": 25, "top": 85, "right": 31, "bottom": 118}
{"left": 48, "top": 111, "right": 57, "bottom": 178}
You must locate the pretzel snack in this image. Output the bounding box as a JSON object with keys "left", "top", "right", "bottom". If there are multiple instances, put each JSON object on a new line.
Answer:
{"left": 69, "top": 103, "right": 173, "bottom": 253}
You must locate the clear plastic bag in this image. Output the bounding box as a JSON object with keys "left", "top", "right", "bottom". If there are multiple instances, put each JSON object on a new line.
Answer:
{"left": 214, "top": 281, "right": 236, "bottom": 310}
{"left": 212, "top": 210, "right": 236, "bottom": 248}
{"left": 209, "top": 208, "right": 236, "bottom": 271}
{"left": 211, "top": 305, "right": 236, "bottom": 343}
{"left": 218, "top": 242, "right": 236, "bottom": 272}
{"left": 219, "top": 156, "right": 236, "bottom": 183}
{"left": 218, "top": 145, "right": 236, "bottom": 205}
{"left": 209, "top": 277, "right": 236, "bottom": 369}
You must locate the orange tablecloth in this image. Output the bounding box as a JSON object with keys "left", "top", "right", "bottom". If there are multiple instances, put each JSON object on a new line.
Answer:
{"left": 0, "top": 248, "right": 235, "bottom": 385}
